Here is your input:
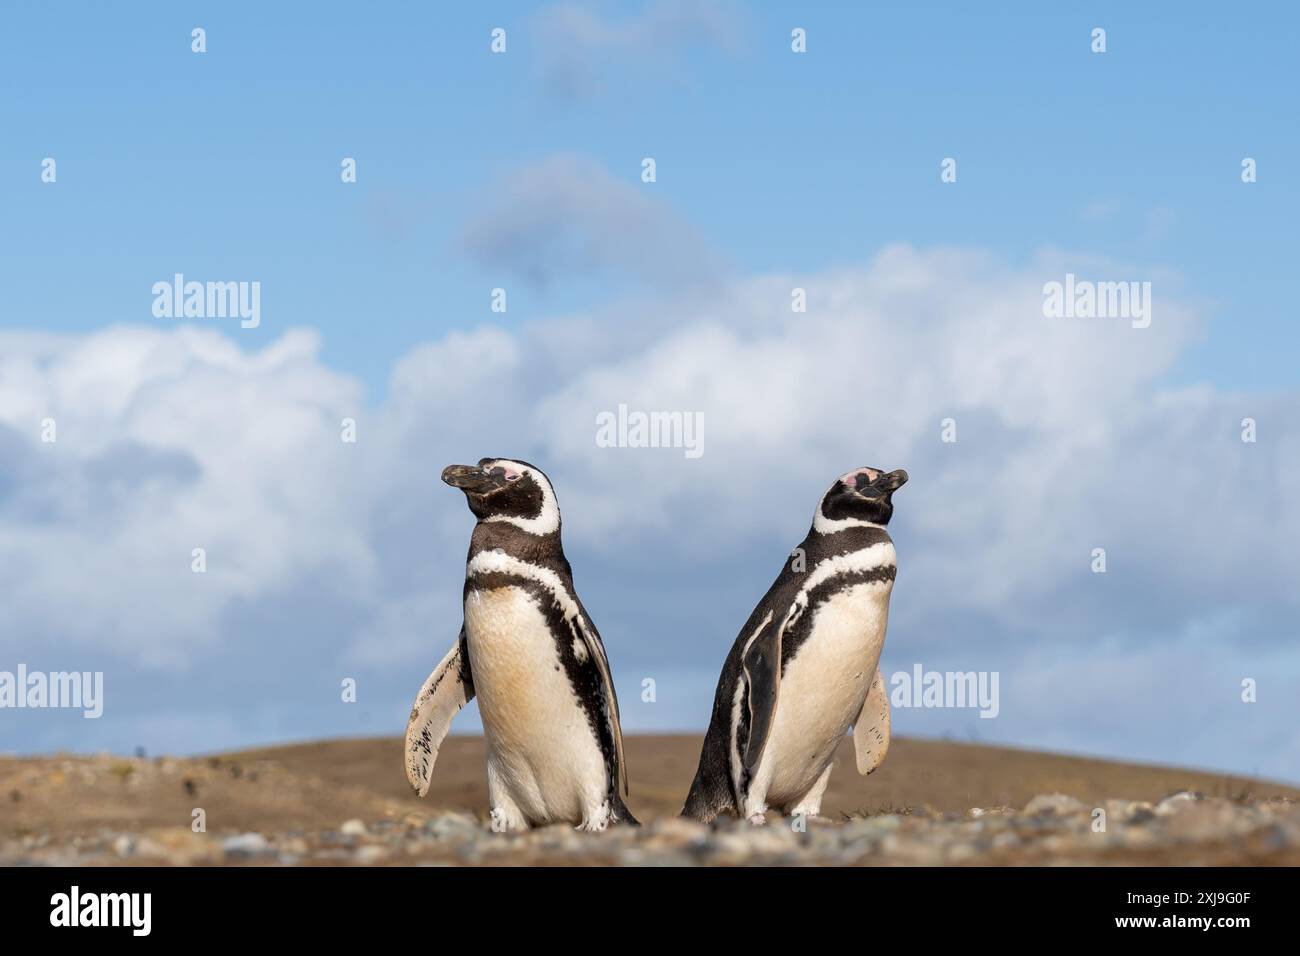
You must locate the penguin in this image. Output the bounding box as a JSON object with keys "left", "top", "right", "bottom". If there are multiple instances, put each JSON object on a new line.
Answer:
{"left": 403, "top": 457, "right": 638, "bottom": 831}
{"left": 682, "top": 466, "right": 908, "bottom": 824}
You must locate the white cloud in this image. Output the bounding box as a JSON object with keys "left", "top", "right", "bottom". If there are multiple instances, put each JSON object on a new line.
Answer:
{"left": 0, "top": 325, "right": 372, "bottom": 668}
{"left": 2, "top": 246, "right": 1297, "bottom": 778}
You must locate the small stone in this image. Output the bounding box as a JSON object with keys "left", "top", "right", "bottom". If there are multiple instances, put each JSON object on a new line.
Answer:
{"left": 340, "top": 818, "right": 369, "bottom": 837}
{"left": 279, "top": 837, "right": 310, "bottom": 856}
{"left": 133, "top": 837, "right": 168, "bottom": 858}
{"left": 945, "top": 843, "right": 977, "bottom": 862}
{"left": 1123, "top": 800, "right": 1156, "bottom": 824}
{"left": 355, "top": 845, "right": 387, "bottom": 865}
{"left": 645, "top": 817, "right": 709, "bottom": 844}
{"left": 222, "top": 832, "right": 270, "bottom": 859}
{"left": 426, "top": 812, "right": 481, "bottom": 840}
{"left": 1023, "top": 793, "right": 1088, "bottom": 816}
{"left": 141, "top": 829, "right": 213, "bottom": 864}
{"left": 696, "top": 831, "right": 753, "bottom": 864}
{"left": 1155, "top": 791, "right": 1201, "bottom": 816}
{"left": 991, "top": 831, "right": 1020, "bottom": 851}
{"left": 857, "top": 814, "right": 904, "bottom": 833}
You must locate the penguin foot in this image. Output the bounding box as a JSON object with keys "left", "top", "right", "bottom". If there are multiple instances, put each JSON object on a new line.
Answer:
{"left": 746, "top": 811, "right": 768, "bottom": 826}
{"left": 789, "top": 811, "right": 833, "bottom": 826}
{"left": 489, "top": 806, "right": 527, "bottom": 833}
{"left": 788, "top": 807, "right": 829, "bottom": 820}
{"left": 576, "top": 804, "right": 612, "bottom": 833}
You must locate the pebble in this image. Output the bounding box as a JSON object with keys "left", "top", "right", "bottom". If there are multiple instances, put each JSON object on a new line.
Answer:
{"left": 1023, "top": 793, "right": 1088, "bottom": 816}
{"left": 355, "top": 845, "right": 387, "bottom": 865}
{"left": 3, "top": 790, "right": 1296, "bottom": 866}
{"left": 1099, "top": 798, "right": 1140, "bottom": 824}
{"left": 426, "top": 812, "right": 480, "bottom": 841}
{"left": 222, "top": 832, "right": 271, "bottom": 859}
{"left": 1155, "top": 791, "right": 1201, "bottom": 815}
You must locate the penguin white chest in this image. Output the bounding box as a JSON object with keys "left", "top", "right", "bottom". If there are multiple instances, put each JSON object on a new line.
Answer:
{"left": 761, "top": 579, "right": 892, "bottom": 804}
{"left": 462, "top": 585, "right": 607, "bottom": 825}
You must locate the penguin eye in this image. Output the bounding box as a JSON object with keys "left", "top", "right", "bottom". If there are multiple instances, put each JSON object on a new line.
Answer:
{"left": 851, "top": 470, "right": 879, "bottom": 491}
{"left": 505, "top": 473, "right": 519, "bottom": 482}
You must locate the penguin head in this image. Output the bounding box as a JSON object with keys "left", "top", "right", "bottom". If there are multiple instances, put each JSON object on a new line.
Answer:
{"left": 816, "top": 466, "right": 909, "bottom": 529}
{"left": 441, "top": 458, "right": 560, "bottom": 533}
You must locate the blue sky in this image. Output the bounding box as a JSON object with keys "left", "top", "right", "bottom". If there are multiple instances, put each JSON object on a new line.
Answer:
{"left": 1, "top": 2, "right": 1298, "bottom": 784}
{"left": 3, "top": 2, "right": 1296, "bottom": 390}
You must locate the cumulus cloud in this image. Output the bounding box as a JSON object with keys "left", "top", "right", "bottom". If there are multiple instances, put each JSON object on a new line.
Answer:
{"left": 0, "top": 325, "right": 371, "bottom": 668}
{"left": 2, "top": 247, "right": 1296, "bottom": 780}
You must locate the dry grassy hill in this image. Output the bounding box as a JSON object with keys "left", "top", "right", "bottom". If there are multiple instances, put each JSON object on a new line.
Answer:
{"left": 3, "top": 734, "right": 1294, "bottom": 835}
{"left": 3, "top": 736, "right": 1297, "bottom": 865}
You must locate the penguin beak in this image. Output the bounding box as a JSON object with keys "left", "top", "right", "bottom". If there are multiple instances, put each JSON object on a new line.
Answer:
{"left": 441, "top": 464, "right": 495, "bottom": 492}
{"left": 874, "top": 469, "right": 909, "bottom": 493}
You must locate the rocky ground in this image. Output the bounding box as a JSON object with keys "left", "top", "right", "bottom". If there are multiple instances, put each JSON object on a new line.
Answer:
{"left": 3, "top": 736, "right": 1297, "bottom": 865}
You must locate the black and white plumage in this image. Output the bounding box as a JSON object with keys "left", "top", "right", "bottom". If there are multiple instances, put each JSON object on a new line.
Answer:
{"left": 404, "top": 458, "right": 637, "bottom": 831}
{"left": 682, "top": 466, "right": 908, "bottom": 823}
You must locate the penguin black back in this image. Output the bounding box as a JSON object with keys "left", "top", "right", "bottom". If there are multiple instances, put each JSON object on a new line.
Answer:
{"left": 684, "top": 467, "right": 907, "bottom": 822}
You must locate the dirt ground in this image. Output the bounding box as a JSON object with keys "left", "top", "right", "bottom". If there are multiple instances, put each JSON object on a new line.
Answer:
{"left": 3, "top": 734, "right": 1294, "bottom": 838}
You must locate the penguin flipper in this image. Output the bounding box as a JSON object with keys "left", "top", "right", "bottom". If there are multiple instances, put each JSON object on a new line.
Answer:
{"left": 853, "top": 668, "right": 891, "bottom": 775}
{"left": 404, "top": 627, "right": 475, "bottom": 797}
{"left": 740, "top": 610, "right": 783, "bottom": 771}
{"left": 571, "top": 608, "right": 630, "bottom": 797}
